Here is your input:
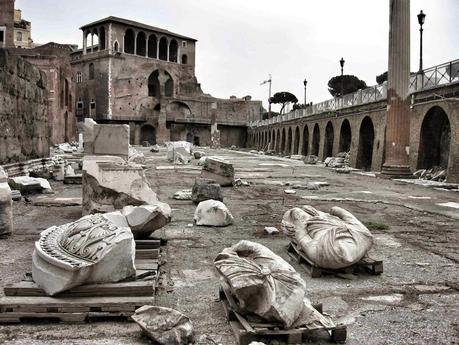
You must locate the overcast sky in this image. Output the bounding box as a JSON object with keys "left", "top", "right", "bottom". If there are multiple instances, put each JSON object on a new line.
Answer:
{"left": 16, "top": 0, "right": 459, "bottom": 111}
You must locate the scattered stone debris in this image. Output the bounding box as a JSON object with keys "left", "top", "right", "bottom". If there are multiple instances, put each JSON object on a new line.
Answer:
{"left": 132, "top": 306, "right": 194, "bottom": 345}
{"left": 413, "top": 166, "right": 447, "bottom": 182}
{"left": 150, "top": 144, "right": 160, "bottom": 153}
{"left": 233, "top": 178, "right": 250, "bottom": 187}
{"left": 264, "top": 226, "right": 279, "bottom": 234}
{"left": 0, "top": 167, "right": 13, "bottom": 236}
{"left": 142, "top": 141, "right": 151, "bottom": 147}
{"left": 282, "top": 205, "right": 373, "bottom": 269}
{"left": 8, "top": 176, "right": 53, "bottom": 194}
{"left": 166, "top": 141, "right": 193, "bottom": 164}
{"left": 194, "top": 199, "right": 234, "bottom": 226}
{"left": 197, "top": 156, "right": 208, "bottom": 166}
{"left": 229, "top": 145, "right": 237, "bottom": 150}
{"left": 32, "top": 213, "right": 136, "bottom": 295}
{"left": 32, "top": 196, "right": 82, "bottom": 207}
{"left": 10, "top": 190, "right": 22, "bottom": 201}
{"left": 290, "top": 155, "right": 304, "bottom": 160}
{"left": 115, "top": 205, "right": 171, "bottom": 239}
{"left": 284, "top": 189, "right": 296, "bottom": 194}
{"left": 303, "top": 155, "right": 319, "bottom": 164}
{"left": 173, "top": 189, "right": 193, "bottom": 200}
{"left": 192, "top": 178, "right": 223, "bottom": 203}
{"left": 193, "top": 151, "right": 205, "bottom": 159}
{"left": 335, "top": 167, "right": 351, "bottom": 174}
{"left": 214, "top": 240, "right": 333, "bottom": 328}
{"left": 82, "top": 156, "right": 171, "bottom": 218}
{"left": 128, "top": 147, "right": 146, "bottom": 165}
{"left": 201, "top": 157, "right": 234, "bottom": 186}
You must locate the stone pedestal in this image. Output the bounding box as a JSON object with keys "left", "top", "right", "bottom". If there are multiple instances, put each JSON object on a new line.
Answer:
{"left": 381, "top": 0, "right": 412, "bottom": 178}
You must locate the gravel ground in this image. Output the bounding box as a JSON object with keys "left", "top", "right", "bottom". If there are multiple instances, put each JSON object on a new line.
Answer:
{"left": 0, "top": 147, "right": 457, "bottom": 345}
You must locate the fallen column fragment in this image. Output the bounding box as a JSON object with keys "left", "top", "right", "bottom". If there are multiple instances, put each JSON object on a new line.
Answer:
{"left": 191, "top": 178, "right": 223, "bottom": 203}
{"left": 282, "top": 205, "right": 373, "bottom": 269}
{"left": 32, "top": 213, "right": 136, "bottom": 295}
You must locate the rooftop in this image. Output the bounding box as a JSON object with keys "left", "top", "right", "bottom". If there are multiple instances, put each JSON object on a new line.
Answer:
{"left": 80, "top": 16, "right": 197, "bottom": 42}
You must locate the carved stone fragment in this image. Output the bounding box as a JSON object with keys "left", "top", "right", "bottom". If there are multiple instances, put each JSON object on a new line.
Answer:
{"left": 32, "top": 214, "right": 136, "bottom": 295}
{"left": 194, "top": 199, "right": 233, "bottom": 227}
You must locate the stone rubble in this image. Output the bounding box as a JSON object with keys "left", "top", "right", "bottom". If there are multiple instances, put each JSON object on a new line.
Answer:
{"left": 303, "top": 155, "right": 319, "bottom": 164}
{"left": 264, "top": 226, "right": 279, "bottom": 234}
{"left": 82, "top": 156, "right": 171, "bottom": 220}
{"left": 8, "top": 176, "right": 53, "bottom": 194}
{"left": 32, "top": 213, "right": 136, "bottom": 295}
{"left": 0, "top": 167, "right": 13, "bottom": 236}
{"left": 193, "top": 151, "right": 205, "bottom": 159}
{"left": 191, "top": 178, "right": 223, "bottom": 204}
{"left": 150, "top": 144, "right": 160, "bottom": 153}
{"left": 166, "top": 141, "right": 193, "bottom": 164}
{"left": 201, "top": 157, "right": 234, "bottom": 186}
{"left": 194, "top": 199, "right": 234, "bottom": 226}
{"left": 132, "top": 306, "right": 194, "bottom": 345}
{"left": 128, "top": 147, "right": 146, "bottom": 165}
{"left": 173, "top": 189, "right": 193, "bottom": 200}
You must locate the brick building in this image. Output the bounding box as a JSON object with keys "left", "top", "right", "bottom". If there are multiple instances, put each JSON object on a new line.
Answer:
{"left": 71, "top": 17, "right": 262, "bottom": 146}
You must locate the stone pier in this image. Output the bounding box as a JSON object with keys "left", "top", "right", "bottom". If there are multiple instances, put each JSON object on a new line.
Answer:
{"left": 381, "top": 0, "right": 412, "bottom": 177}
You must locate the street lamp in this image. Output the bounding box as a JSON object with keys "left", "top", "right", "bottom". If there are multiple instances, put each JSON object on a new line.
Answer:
{"left": 417, "top": 10, "right": 426, "bottom": 72}
{"left": 303, "top": 78, "right": 307, "bottom": 106}
{"left": 339, "top": 57, "right": 345, "bottom": 97}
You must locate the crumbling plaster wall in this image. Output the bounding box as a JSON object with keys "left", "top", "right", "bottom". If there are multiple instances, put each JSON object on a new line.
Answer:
{"left": 0, "top": 50, "right": 49, "bottom": 164}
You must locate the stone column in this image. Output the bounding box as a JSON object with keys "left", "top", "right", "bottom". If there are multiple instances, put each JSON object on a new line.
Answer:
{"left": 210, "top": 102, "right": 220, "bottom": 148}
{"left": 156, "top": 70, "right": 170, "bottom": 143}
{"left": 381, "top": 0, "right": 412, "bottom": 177}
{"left": 83, "top": 31, "right": 87, "bottom": 55}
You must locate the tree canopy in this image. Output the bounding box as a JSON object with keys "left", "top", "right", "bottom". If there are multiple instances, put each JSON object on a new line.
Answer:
{"left": 269, "top": 92, "right": 298, "bottom": 114}
{"left": 327, "top": 75, "right": 367, "bottom": 97}
{"left": 376, "top": 71, "right": 388, "bottom": 85}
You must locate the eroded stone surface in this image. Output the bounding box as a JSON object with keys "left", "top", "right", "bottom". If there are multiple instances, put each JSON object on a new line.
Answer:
{"left": 214, "top": 240, "right": 331, "bottom": 328}
{"left": 191, "top": 178, "right": 223, "bottom": 204}
{"left": 8, "top": 176, "right": 53, "bottom": 194}
{"left": 82, "top": 156, "right": 170, "bottom": 216}
{"left": 173, "top": 189, "right": 192, "bottom": 200}
{"left": 282, "top": 205, "right": 373, "bottom": 269}
{"left": 194, "top": 199, "right": 233, "bottom": 226}
{"left": 0, "top": 181, "right": 13, "bottom": 236}
{"left": 121, "top": 204, "right": 171, "bottom": 239}
{"left": 84, "top": 119, "right": 130, "bottom": 158}
{"left": 32, "top": 214, "right": 136, "bottom": 295}
{"left": 201, "top": 157, "right": 234, "bottom": 186}
{"left": 132, "top": 306, "right": 194, "bottom": 345}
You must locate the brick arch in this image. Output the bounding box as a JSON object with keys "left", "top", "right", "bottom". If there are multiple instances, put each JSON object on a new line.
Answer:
{"left": 339, "top": 119, "right": 352, "bottom": 152}
{"left": 294, "top": 126, "right": 300, "bottom": 155}
{"left": 324, "top": 121, "right": 334, "bottom": 159}
{"left": 276, "top": 129, "right": 281, "bottom": 152}
{"left": 286, "top": 127, "right": 293, "bottom": 155}
{"left": 312, "top": 123, "right": 320, "bottom": 156}
{"left": 417, "top": 105, "right": 451, "bottom": 171}
{"left": 281, "top": 127, "right": 286, "bottom": 153}
{"left": 356, "top": 116, "right": 375, "bottom": 171}
{"left": 302, "top": 124, "right": 310, "bottom": 156}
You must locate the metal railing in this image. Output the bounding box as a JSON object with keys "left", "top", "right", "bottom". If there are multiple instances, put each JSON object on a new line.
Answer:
{"left": 251, "top": 59, "right": 458, "bottom": 128}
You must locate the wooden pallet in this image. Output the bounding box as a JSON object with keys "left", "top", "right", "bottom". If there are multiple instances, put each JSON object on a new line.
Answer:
{"left": 219, "top": 284, "right": 347, "bottom": 345}
{"left": 287, "top": 240, "right": 383, "bottom": 278}
{"left": 0, "top": 240, "right": 165, "bottom": 323}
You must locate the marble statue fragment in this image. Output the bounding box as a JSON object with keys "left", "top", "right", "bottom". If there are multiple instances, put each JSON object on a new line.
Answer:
{"left": 282, "top": 205, "right": 373, "bottom": 269}
{"left": 194, "top": 199, "right": 233, "bottom": 227}
{"left": 214, "top": 240, "right": 333, "bottom": 329}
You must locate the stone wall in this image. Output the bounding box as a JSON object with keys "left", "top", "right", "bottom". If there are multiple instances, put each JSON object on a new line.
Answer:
{"left": 0, "top": 49, "right": 49, "bottom": 164}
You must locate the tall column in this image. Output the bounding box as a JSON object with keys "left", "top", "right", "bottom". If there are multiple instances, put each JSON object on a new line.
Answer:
{"left": 210, "top": 103, "right": 220, "bottom": 148}
{"left": 381, "top": 0, "right": 412, "bottom": 177}
{"left": 83, "top": 31, "right": 87, "bottom": 55}
{"left": 134, "top": 32, "right": 137, "bottom": 55}
{"left": 156, "top": 70, "right": 170, "bottom": 144}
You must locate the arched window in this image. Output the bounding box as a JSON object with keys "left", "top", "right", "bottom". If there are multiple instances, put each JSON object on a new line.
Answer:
{"left": 124, "top": 29, "right": 135, "bottom": 54}
{"left": 113, "top": 41, "right": 119, "bottom": 52}
{"left": 99, "top": 27, "right": 106, "bottom": 50}
{"left": 148, "top": 35, "right": 157, "bottom": 58}
{"left": 165, "top": 76, "right": 173, "bottom": 97}
{"left": 159, "top": 37, "right": 168, "bottom": 60}
{"left": 182, "top": 54, "right": 188, "bottom": 64}
{"left": 148, "top": 70, "right": 160, "bottom": 98}
{"left": 136, "top": 32, "right": 146, "bottom": 56}
{"left": 169, "top": 39, "right": 178, "bottom": 62}
{"left": 88, "top": 63, "right": 94, "bottom": 80}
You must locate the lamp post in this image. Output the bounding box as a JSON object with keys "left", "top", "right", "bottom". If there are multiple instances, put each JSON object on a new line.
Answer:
{"left": 339, "top": 57, "right": 345, "bottom": 97}
{"left": 303, "top": 78, "right": 307, "bottom": 106}
{"left": 417, "top": 10, "right": 426, "bottom": 72}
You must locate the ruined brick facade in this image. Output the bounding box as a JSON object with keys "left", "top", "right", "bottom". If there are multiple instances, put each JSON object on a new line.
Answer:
{"left": 71, "top": 17, "right": 262, "bottom": 147}
{"left": 0, "top": 49, "right": 49, "bottom": 163}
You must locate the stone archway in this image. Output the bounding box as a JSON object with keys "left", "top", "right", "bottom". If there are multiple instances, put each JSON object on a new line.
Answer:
{"left": 356, "top": 116, "right": 374, "bottom": 171}
{"left": 281, "top": 128, "right": 286, "bottom": 153}
{"left": 417, "top": 106, "right": 451, "bottom": 170}
{"left": 324, "top": 121, "right": 334, "bottom": 159}
{"left": 294, "top": 126, "right": 300, "bottom": 154}
{"left": 312, "top": 124, "right": 320, "bottom": 156}
{"left": 140, "top": 124, "right": 156, "bottom": 145}
{"left": 276, "top": 129, "right": 281, "bottom": 152}
{"left": 286, "top": 127, "right": 293, "bottom": 155}
{"left": 302, "top": 125, "right": 309, "bottom": 156}
{"left": 339, "top": 119, "right": 352, "bottom": 152}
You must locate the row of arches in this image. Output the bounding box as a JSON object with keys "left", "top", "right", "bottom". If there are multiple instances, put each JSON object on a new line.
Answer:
{"left": 82, "top": 27, "right": 188, "bottom": 65}
{"left": 250, "top": 117, "right": 376, "bottom": 171}
{"left": 123, "top": 29, "right": 187, "bottom": 64}
{"left": 250, "top": 106, "right": 452, "bottom": 173}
